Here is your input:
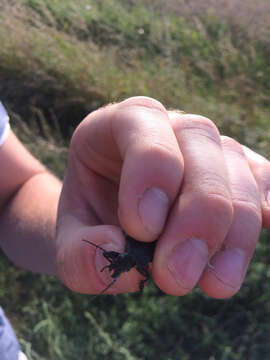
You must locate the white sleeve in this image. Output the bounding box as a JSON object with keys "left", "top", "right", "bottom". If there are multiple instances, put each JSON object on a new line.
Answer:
{"left": 0, "top": 102, "right": 10, "bottom": 147}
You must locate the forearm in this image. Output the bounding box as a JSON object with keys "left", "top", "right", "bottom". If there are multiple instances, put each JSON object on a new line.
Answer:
{"left": 0, "top": 171, "right": 62, "bottom": 275}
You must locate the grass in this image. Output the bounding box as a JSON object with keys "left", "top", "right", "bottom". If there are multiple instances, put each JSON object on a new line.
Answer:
{"left": 2, "top": 232, "right": 270, "bottom": 360}
{"left": 0, "top": 0, "right": 270, "bottom": 359}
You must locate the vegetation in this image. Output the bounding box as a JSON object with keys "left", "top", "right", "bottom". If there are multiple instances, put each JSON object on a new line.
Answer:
{"left": 0, "top": 0, "right": 270, "bottom": 358}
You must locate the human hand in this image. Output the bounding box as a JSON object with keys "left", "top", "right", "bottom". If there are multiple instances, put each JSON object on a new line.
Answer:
{"left": 56, "top": 96, "right": 270, "bottom": 298}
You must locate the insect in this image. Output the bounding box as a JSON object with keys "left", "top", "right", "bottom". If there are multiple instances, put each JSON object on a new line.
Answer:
{"left": 82, "top": 233, "right": 157, "bottom": 294}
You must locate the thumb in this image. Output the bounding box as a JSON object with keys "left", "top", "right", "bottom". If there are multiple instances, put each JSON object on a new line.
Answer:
{"left": 56, "top": 220, "right": 131, "bottom": 294}
{"left": 55, "top": 162, "right": 141, "bottom": 294}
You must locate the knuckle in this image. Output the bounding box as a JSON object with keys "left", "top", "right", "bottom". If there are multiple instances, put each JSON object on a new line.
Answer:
{"left": 221, "top": 135, "right": 240, "bottom": 147}
{"left": 233, "top": 198, "right": 262, "bottom": 224}
{"left": 174, "top": 114, "right": 221, "bottom": 144}
{"left": 69, "top": 111, "right": 98, "bottom": 151}
{"left": 167, "top": 110, "right": 185, "bottom": 121}
{"left": 186, "top": 170, "right": 232, "bottom": 202}
{"left": 148, "top": 141, "right": 180, "bottom": 158}
{"left": 189, "top": 115, "right": 217, "bottom": 129}
{"left": 221, "top": 136, "right": 245, "bottom": 155}
{"left": 119, "top": 96, "right": 167, "bottom": 114}
{"left": 70, "top": 122, "right": 83, "bottom": 150}
{"left": 197, "top": 191, "right": 233, "bottom": 224}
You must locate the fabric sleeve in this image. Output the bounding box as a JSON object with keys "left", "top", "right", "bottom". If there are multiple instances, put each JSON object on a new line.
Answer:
{"left": 0, "top": 102, "right": 10, "bottom": 147}
{"left": 0, "top": 307, "right": 20, "bottom": 360}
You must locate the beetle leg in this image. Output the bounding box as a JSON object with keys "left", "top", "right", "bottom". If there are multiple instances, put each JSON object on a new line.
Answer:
{"left": 136, "top": 265, "right": 151, "bottom": 292}
{"left": 100, "top": 264, "right": 112, "bottom": 272}
{"left": 99, "top": 276, "right": 120, "bottom": 294}
{"left": 139, "top": 277, "right": 149, "bottom": 292}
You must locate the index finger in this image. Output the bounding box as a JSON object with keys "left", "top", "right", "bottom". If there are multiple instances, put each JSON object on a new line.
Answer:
{"left": 72, "top": 96, "right": 184, "bottom": 242}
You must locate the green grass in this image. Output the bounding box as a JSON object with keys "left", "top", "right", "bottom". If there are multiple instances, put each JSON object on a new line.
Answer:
{"left": 2, "top": 231, "right": 270, "bottom": 359}
{"left": 1, "top": 0, "right": 270, "bottom": 358}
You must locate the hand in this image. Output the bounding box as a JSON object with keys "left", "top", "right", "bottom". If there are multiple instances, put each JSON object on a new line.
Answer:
{"left": 56, "top": 96, "right": 270, "bottom": 298}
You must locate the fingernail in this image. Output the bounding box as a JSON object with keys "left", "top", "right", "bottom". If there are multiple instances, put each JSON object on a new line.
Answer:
{"left": 168, "top": 238, "right": 208, "bottom": 290}
{"left": 138, "top": 187, "right": 169, "bottom": 235}
{"left": 208, "top": 248, "right": 247, "bottom": 288}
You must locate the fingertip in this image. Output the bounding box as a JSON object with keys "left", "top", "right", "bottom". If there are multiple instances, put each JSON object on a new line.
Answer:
{"left": 125, "top": 186, "right": 170, "bottom": 241}
{"left": 57, "top": 225, "right": 145, "bottom": 294}
{"left": 261, "top": 191, "right": 270, "bottom": 229}
{"left": 117, "top": 143, "right": 183, "bottom": 242}
{"left": 198, "top": 270, "right": 241, "bottom": 299}
{"left": 57, "top": 225, "right": 119, "bottom": 293}
{"left": 198, "top": 248, "right": 248, "bottom": 299}
{"left": 138, "top": 187, "right": 170, "bottom": 230}
{"left": 118, "top": 153, "right": 182, "bottom": 242}
{"left": 262, "top": 208, "right": 270, "bottom": 229}
{"left": 152, "top": 238, "right": 209, "bottom": 296}
{"left": 93, "top": 239, "right": 141, "bottom": 294}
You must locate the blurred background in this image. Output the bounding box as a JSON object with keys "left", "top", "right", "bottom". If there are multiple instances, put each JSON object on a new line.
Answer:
{"left": 0, "top": 0, "right": 270, "bottom": 359}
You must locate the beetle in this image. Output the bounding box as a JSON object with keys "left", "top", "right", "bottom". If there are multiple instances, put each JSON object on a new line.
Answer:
{"left": 82, "top": 233, "right": 156, "bottom": 294}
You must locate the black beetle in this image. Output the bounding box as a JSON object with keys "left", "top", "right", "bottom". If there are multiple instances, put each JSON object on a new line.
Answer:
{"left": 82, "top": 233, "right": 156, "bottom": 294}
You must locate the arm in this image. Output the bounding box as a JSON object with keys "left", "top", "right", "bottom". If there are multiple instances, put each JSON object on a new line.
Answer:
{"left": 0, "top": 130, "right": 62, "bottom": 275}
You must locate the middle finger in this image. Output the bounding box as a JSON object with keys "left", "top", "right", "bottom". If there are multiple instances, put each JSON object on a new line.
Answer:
{"left": 153, "top": 113, "right": 233, "bottom": 295}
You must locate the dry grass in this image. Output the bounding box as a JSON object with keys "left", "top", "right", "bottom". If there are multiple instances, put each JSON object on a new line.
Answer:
{"left": 0, "top": 0, "right": 269, "bottom": 158}
{"left": 133, "top": 0, "right": 270, "bottom": 44}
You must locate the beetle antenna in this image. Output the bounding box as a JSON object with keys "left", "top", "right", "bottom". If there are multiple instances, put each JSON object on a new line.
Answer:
{"left": 89, "top": 278, "right": 118, "bottom": 302}
{"left": 99, "top": 278, "right": 117, "bottom": 295}
{"left": 82, "top": 239, "right": 106, "bottom": 252}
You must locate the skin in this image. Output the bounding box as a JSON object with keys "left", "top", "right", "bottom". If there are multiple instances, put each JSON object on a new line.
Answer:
{"left": 0, "top": 131, "right": 61, "bottom": 275}
{"left": 1, "top": 96, "right": 270, "bottom": 299}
